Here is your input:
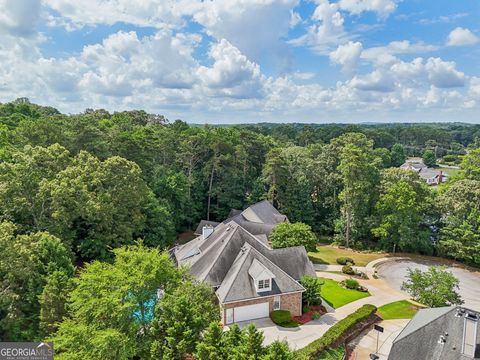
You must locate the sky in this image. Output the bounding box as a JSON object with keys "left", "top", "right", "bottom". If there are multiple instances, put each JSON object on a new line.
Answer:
{"left": 0, "top": 0, "right": 479, "bottom": 123}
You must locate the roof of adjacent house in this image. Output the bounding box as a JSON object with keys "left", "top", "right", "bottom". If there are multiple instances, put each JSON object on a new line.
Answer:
{"left": 400, "top": 159, "right": 449, "bottom": 181}
{"left": 194, "top": 220, "right": 220, "bottom": 235}
{"left": 389, "top": 306, "right": 480, "bottom": 360}
{"left": 174, "top": 202, "right": 315, "bottom": 304}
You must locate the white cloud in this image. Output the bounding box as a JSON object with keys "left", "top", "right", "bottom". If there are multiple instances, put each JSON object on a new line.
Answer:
{"left": 329, "top": 41, "right": 363, "bottom": 74}
{"left": 425, "top": 57, "right": 466, "bottom": 88}
{"left": 338, "top": 0, "right": 398, "bottom": 18}
{"left": 43, "top": 0, "right": 197, "bottom": 29}
{"left": 291, "top": 0, "right": 346, "bottom": 54}
{"left": 197, "top": 39, "right": 265, "bottom": 98}
{"left": 362, "top": 40, "right": 439, "bottom": 65}
{"left": 349, "top": 70, "right": 395, "bottom": 92}
{"left": 0, "top": 0, "right": 41, "bottom": 37}
{"left": 447, "top": 27, "right": 479, "bottom": 46}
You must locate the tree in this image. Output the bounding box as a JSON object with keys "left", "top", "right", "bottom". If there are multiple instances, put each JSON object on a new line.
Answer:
{"left": 300, "top": 276, "right": 322, "bottom": 307}
{"left": 39, "top": 271, "right": 75, "bottom": 337}
{"left": 438, "top": 179, "right": 480, "bottom": 266}
{"left": 333, "top": 133, "right": 380, "bottom": 248}
{"left": 150, "top": 280, "right": 220, "bottom": 359}
{"left": 390, "top": 143, "right": 406, "bottom": 167}
{"left": 372, "top": 168, "right": 434, "bottom": 253}
{"left": 401, "top": 266, "right": 463, "bottom": 307}
{"left": 241, "top": 324, "right": 265, "bottom": 360}
{"left": 0, "top": 222, "right": 74, "bottom": 341}
{"left": 195, "top": 322, "right": 224, "bottom": 360}
{"left": 262, "top": 341, "right": 295, "bottom": 360}
{"left": 270, "top": 222, "right": 317, "bottom": 252}
{"left": 460, "top": 148, "right": 480, "bottom": 180}
{"left": 53, "top": 243, "right": 179, "bottom": 359}
{"left": 263, "top": 147, "right": 316, "bottom": 226}
{"left": 40, "top": 152, "right": 170, "bottom": 259}
{"left": 422, "top": 149, "right": 436, "bottom": 167}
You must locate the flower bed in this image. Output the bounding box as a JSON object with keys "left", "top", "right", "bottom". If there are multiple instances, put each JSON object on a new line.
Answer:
{"left": 293, "top": 305, "right": 327, "bottom": 325}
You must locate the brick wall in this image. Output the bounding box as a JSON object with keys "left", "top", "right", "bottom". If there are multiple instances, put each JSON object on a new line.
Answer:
{"left": 221, "top": 291, "right": 302, "bottom": 324}
{"left": 280, "top": 292, "right": 302, "bottom": 316}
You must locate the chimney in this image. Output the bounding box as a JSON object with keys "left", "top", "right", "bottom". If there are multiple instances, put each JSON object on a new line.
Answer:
{"left": 462, "top": 312, "right": 479, "bottom": 357}
{"left": 202, "top": 225, "right": 214, "bottom": 239}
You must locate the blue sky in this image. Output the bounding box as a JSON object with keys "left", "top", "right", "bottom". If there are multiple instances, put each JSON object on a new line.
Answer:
{"left": 0, "top": 0, "right": 479, "bottom": 123}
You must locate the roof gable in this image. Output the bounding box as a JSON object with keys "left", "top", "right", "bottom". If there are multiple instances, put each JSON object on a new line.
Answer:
{"left": 216, "top": 244, "right": 304, "bottom": 303}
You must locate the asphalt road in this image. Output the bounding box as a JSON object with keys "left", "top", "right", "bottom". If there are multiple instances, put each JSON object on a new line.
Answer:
{"left": 376, "top": 259, "right": 480, "bottom": 311}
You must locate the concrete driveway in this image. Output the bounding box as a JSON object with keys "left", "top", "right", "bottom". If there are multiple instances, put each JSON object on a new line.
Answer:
{"left": 348, "top": 319, "right": 409, "bottom": 360}
{"left": 233, "top": 271, "right": 409, "bottom": 350}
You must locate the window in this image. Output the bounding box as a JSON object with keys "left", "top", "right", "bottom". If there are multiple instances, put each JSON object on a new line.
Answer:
{"left": 257, "top": 279, "right": 271, "bottom": 291}
{"left": 273, "top": 296, "right": 281, "bottom": 310}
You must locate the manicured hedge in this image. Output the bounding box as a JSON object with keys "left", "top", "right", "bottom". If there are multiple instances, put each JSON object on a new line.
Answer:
{"left": 296, "top": 304, "right": 377, "bottom": 359}
{"left": 271, "top": 310, "right": 299, "bottom": 328}
{"left": 336, "top": 257, "right": 355, "bottom": 265}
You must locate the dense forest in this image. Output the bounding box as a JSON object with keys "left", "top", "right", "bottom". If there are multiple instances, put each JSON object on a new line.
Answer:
{"left": 0, "top": 98, "right": 479, "bottom": 356}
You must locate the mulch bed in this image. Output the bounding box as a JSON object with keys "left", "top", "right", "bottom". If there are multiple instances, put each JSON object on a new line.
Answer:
{"left": 293, "top": 305, "right": 327, "bottom": 325}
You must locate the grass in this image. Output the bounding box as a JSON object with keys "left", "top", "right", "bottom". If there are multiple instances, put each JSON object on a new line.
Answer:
{"left": 308, "top": 245, "right": 389, "bottom": 266}
{"left": 316, "top": 346, "right": 346, "bottom": 359}
{"left": 378, "top": 300, "right": 423, "bottom": 320}
{"left": 319, "top": 277, "right": 370, "bottom": 309}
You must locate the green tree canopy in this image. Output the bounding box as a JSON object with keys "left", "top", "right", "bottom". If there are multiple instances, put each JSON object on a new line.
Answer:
{"left": 270, "top": 222, "right": 317, "bottom": 252}
{"left": 0, "top": 222, "right": 74, "bottom": 341}
{"left": 150, "top": 279, "right": 220, "bottom": 359}
{"left": 422, "top": 149, "right": 436, "bottom": 167}
{"left": 53, "top": 243, "right": 179, "bottom": 359}
{"left": 401, "top": 266, "right": 463, "bottom": 307}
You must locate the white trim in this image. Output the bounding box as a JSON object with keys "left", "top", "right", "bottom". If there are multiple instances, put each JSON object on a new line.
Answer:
{"left": 273, "top": 295, "right": 281, "bottom": 310}
{"left": 221, "top": 290, "right": 303, "bottom": 305}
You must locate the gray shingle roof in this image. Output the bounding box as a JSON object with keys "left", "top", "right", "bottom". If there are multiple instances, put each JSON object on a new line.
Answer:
{"left": 389, "top": 306, "right": 480, "bottom": 360}
{"left": 194, "top": 220, "right": 220, "bottom": 235}
{"left": 216, "top": 243, "right": 304, "bottom": 303}
{"left": 174, "top": 218, "right": 315, "bottom": 291}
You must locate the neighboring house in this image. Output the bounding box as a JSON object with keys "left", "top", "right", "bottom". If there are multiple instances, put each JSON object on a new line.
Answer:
{"left": 400, "top": 158, "right": 448, "bottom": 185}
{"left": 172, "top": 201, "right": 315, "bottom": 325}
{"left": 389, "top": 306, "right": 480, "bottom": 360}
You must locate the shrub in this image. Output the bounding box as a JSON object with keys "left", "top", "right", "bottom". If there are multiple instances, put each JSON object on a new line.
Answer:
{"left": 295, "top": 304, "right": 377, "bottom": 359}
{"left": 300, "top": 276, "right": 322, "bottom": 306}
{"left": 271, "top": 310, "right": 298, "bottom": 328}
{"left": 342, "top": 265, "right": 355, "bottom": 275}
{"left": 336, "top": 257, "right": 354, "bottom": 265}
{"left": 303, "top": 304, "right": 310, "bottom": 314}
{"left": 343, "top": 278, "right": 359, "bottom": 290}
{"left": 312, "top": 312, "right": 321, "bottom": 320}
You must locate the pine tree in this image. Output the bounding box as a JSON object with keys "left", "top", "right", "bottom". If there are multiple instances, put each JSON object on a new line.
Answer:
{"left": 241, "top": 324, "right": 265, "bottom": 360}
{"left": 262, "top": 341, "right": 294, "bottom": 360}
{"left": 195, "top": 322, "right": 224, "bottom": 360}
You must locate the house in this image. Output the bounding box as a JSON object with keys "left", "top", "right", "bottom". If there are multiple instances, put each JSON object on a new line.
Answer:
{"left": 400, "top": 158, "right": 448, "bottom": 185}
{"left": 172, "top": 201, "right": 315, "bottom": 325}
{"left": 389, "top": 306, "right": 480, "bottom": 360}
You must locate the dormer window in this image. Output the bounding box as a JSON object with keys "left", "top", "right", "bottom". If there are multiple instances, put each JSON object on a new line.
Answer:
{"left": 258, "top": 279, "right": 270, "bottom": 291}
{"left": 248, "top": 258, "right": 275, "bottom": 293}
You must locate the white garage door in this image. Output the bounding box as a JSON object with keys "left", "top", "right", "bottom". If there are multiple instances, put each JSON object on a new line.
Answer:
{"left": 234, "top": 302, "right": 269, "bottom": 323}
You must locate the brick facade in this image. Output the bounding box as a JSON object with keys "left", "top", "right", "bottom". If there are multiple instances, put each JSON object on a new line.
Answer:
{"left": 221, "top": 291, "right": 303, "bottom": 324}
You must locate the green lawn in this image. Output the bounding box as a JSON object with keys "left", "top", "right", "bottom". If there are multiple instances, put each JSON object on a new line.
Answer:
{"left": 316, "top": 346, "right": 346, "bottom": 360}
{"left": 378, "top": 300, "right": 422, "bottom": 320}
{"left": 319, "top": 277, "right": 370, "bottom": 309}
{"left": 309, "top": 245, "right": 389, "bottom": 266}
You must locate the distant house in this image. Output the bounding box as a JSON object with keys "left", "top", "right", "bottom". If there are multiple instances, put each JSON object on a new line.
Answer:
{"left": 172, "top": 201, "right": 315, "bottom": 325}
{"left": 400, "top": 158, "right": 448, "bottom": 185}
{"left": 389, "top": 306, "right": 480, "bottom": 360}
